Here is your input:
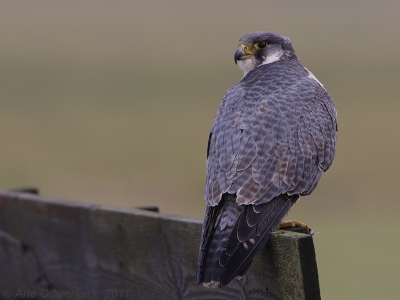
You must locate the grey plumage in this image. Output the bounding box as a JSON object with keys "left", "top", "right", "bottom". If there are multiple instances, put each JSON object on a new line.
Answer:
{"left": 197, "top": 31, "right": 337, "bottom": 287}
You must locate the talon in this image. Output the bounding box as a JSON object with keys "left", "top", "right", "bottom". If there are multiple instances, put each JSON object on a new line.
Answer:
{"left": 293, "top": 220, "right": 310, "bottom": 228}
{"left": 279, "top": 220, "right": 295, "bottom": 229}
{"left": 279, "top": 220, "right": 314, "bottom": 234}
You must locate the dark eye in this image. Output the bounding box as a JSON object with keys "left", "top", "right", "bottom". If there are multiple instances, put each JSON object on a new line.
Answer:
{"left": 258, "top": 41, "right": 267, "bottom": 48}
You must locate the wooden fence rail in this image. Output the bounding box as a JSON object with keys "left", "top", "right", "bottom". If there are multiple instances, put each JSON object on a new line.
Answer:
{"left": 0, "top": 190, "right": 320, "bottom": 300}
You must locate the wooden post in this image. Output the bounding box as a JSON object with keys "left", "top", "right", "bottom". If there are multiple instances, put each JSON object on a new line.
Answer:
{"left": 0, "top": 190, "right": 320, "bottom": 300}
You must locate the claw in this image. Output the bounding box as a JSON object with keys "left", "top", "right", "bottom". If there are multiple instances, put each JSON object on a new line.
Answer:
{"left": 279, "top": 219, "right": 309, "bottom": 228}
{"left": 279, "top": 220, "right": 314, "bottom": 234}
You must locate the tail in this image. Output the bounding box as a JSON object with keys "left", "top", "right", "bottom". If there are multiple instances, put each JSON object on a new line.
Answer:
{"left": 196, "top": 193, "right": 297, "bottom": 287}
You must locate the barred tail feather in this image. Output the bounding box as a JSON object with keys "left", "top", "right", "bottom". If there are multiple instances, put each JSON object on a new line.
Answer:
{"left": 196, "top": 193, "right": 298, "bottom": 287}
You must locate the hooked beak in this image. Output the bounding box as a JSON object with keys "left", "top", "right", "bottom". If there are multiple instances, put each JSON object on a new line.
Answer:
{"left": 234, "top": 44, "right": 253, "bottom": 64}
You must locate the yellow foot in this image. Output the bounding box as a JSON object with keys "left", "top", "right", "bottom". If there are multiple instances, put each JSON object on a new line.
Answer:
{"left": 279, "top": 220, "right": 314, "bottom": 234}
{"left": 279, "top": 220, "right": 309, "bottom": 229}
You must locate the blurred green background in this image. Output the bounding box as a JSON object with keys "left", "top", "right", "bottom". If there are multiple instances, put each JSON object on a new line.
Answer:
{"left": 1, "top": 0, "right": 399, "bottom": 298}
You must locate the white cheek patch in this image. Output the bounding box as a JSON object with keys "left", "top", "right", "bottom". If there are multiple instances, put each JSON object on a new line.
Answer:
{"left": 238, "top": 58, "right": 256, "bottom": 76}
{"left": 261, "top": 51, "right": 283, "bottom": 65}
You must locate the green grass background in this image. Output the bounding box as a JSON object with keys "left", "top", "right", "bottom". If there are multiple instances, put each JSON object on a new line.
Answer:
{"left": 1, "top": 1, "right": 400, "bottom": 298}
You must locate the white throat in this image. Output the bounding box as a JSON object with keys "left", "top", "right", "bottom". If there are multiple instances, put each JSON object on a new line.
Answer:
{"left": 237, "top": 57, "right": 256, "bottom": 77}
{"left": 238, "top": 50, "right": 284, "bottom": 77}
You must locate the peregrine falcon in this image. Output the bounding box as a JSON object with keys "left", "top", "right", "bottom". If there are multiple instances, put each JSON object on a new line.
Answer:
{"left": 196, "top": 31, "right": 337, "bottom": 287}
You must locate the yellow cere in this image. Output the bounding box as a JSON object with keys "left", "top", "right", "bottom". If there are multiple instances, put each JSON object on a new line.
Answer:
{"left": 240, "top": 44, "right": 254, "bottom": 55}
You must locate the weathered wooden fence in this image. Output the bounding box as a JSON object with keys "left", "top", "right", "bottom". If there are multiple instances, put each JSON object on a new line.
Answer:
{"left": 0, "top": 190, "right": 320, "bottom": 300}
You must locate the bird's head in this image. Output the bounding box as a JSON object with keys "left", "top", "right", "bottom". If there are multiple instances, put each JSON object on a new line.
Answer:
{"left": 234, "top": 31, "right": 297, "bottom": 76}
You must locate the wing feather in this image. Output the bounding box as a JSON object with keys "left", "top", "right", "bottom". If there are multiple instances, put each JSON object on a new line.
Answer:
{"left": 198, "top": 59, "right": 337, "bottom": 286}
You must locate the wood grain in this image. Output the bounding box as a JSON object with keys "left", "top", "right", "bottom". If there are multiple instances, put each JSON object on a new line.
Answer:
{"left": 0, "top": 190, "right": 320, "bottom": 300}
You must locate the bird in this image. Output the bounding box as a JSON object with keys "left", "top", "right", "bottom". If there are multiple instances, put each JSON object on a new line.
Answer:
{"left": 196, "top": 31, "right": 337, "bottom": 288}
